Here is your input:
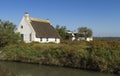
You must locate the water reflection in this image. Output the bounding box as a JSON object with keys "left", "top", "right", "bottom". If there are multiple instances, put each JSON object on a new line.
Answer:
{"left": 0, "top": 61, "right": 118, "bottom": 76}
{"left": 0, "top": 66, "right": 16, "bottom": 76}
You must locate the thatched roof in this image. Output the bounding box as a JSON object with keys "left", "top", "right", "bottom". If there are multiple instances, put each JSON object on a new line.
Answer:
{"left": 30, "top": 18, "right": 60, "bottom": 38}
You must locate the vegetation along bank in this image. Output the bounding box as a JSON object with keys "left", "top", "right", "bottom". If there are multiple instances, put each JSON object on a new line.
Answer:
{"left": 0, "top": 19, "right": 120, "bottom": 75}
{"left": 0, "top": 40, "right": 120, "bottom": 75}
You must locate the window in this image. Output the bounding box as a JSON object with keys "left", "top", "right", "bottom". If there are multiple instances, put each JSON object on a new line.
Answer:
{"left": 55, "top": 38, "right": 57, "bottom": 41}
{"left": 46, "top": 38, "right": 48, "bottom": 41}
{"left": 21, "top": 34, "right": 24, "bottom": 41}
{"left": 30, "top": 34, "right": 32, "bottom": 41}
{"left": 40, "top": 38, "right": 42, "bottom": 42}
{"left": 21, "top": 25, "right": 23, "bottom": 29}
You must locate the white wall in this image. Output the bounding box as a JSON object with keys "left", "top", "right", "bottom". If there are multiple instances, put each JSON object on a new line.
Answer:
{"left": 72, "top": 37, "right": 76, "bottom": 41}
{"left": 86, "top": 37, "right": 93, "bottom": 41}
{"left": 34, "top": 38, "right": 60, "bottom": 43}
{"left": 16, "top": 16, "right": 35, "bottom": 43}
{"left": 77, "top": 37, "right": 93, "bottom": 41}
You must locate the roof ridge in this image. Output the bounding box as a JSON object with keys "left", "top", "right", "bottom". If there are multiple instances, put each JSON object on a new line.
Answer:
{"left": 30, "top": 17, "right": 50, "bottom": 23}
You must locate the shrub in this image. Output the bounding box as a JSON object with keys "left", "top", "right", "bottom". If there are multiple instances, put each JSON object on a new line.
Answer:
{"left": 0, "top": 40, "right": 120, "bottom": 74}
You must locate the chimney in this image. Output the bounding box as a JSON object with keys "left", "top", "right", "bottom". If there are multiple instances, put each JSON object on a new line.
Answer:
{"left": 24, "top": 12, "right": 30, "bottom": 21}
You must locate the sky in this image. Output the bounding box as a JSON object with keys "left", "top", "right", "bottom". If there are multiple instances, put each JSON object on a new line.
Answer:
{"left": 0, "top": 0, "right": 120, "bottom": 37}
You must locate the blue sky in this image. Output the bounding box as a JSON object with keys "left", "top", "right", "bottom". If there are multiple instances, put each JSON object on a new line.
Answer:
{"left": 0, "top": 0, "right": 120, "bottom": 37}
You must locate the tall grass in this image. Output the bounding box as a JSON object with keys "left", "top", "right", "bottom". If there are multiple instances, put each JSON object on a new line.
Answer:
{"left": 0, "top": 40, "right": 120, "bottom": 74}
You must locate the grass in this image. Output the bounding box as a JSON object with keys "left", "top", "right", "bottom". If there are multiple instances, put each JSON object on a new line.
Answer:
{"left": 0, "top": 40, "right": 120, "bottom": 74}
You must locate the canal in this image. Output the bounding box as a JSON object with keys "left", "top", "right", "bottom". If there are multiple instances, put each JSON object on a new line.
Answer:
{"left": 0, "top": 61, "right": 118, "bottom": 76}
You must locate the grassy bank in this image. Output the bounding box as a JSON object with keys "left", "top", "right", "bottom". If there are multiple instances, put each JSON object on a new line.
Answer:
{"left": 0, "top": 40, "right": 120, "bottom": 74}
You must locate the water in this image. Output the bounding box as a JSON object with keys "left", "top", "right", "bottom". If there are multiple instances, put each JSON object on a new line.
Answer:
{"left": 0, "top": 61, "right": 118, "bottom": 76}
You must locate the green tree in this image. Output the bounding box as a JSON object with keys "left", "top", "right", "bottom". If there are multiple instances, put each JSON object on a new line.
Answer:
{"left": 0, "top": 19, "right": 20, "bottom": 47}
{"left": 55, "top": 25, "right": 70, "bottom": 40}
{"left": 78, "top": 27, "right": 93, "bottom": 40}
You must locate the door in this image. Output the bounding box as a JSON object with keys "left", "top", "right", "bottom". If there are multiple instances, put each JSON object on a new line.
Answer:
{"left": 21, "top": 34, "right": 24, "bottom": 41}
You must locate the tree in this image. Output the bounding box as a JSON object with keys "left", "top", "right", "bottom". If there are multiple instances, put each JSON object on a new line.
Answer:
{"left": 0, "top": 19, "right": 20, "bottom": 47}
{"left": 78, "top": 27, "right": 93, "bottom": 40}
{"left": 55, "top": 25, "right": 70, "bottom": 40}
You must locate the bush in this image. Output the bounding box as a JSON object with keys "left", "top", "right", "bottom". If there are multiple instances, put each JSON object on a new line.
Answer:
{"left": 0, "top": 40, "right": 120, "bottom": 74}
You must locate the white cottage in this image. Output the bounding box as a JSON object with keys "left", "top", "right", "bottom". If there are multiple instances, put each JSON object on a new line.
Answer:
{"left": 16, "top": 13, "right": 60, "bottom": 43}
